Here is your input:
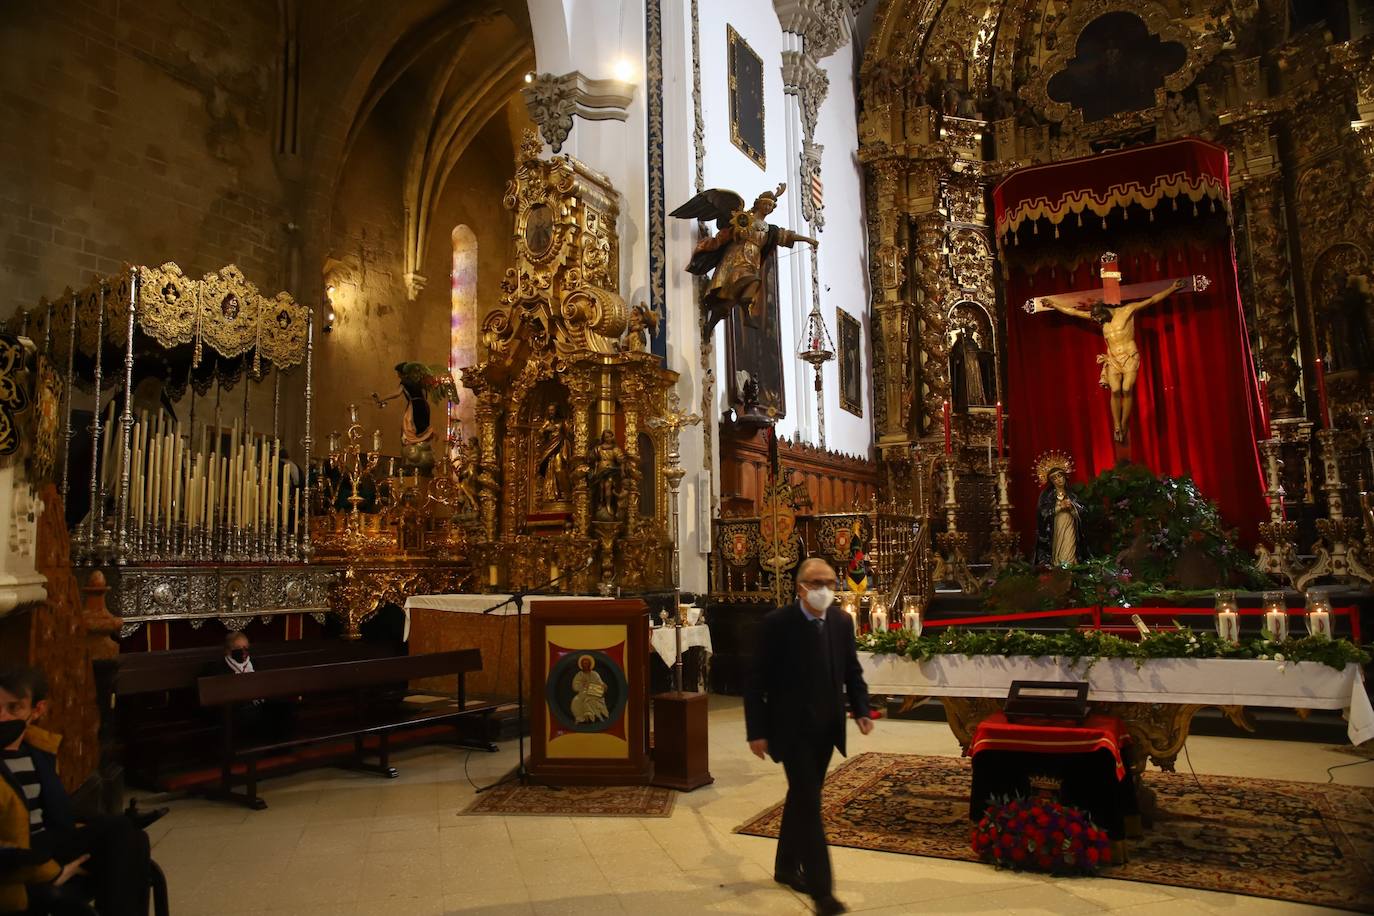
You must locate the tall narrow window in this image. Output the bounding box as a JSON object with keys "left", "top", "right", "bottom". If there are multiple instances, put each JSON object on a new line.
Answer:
{"left": 450, "top": 225, "right": 478, "bottom": 442}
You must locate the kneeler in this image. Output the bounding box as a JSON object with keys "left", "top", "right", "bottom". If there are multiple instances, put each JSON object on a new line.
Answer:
{"left": 967, "top": 712, "right": 1138, "bottom": 861}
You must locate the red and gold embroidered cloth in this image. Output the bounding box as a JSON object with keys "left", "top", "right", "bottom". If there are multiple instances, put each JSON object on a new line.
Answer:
{"left": 969, "top": 712, "right": 1131, "bottom": 780}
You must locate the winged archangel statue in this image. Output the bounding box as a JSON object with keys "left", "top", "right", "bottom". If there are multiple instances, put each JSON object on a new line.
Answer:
{"left": 669, "top": 184, "right": 818, "bottom": 333}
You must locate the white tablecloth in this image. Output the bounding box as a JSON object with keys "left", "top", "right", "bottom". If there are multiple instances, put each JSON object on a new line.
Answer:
{"left": 400, "top": 594, "right": 607, "bottom": 640}
{"left": 860, "top": 652, "right": 1374, "bottom": 746}
{"left": 649, "top": 624, "right": 713, "bottom": 667}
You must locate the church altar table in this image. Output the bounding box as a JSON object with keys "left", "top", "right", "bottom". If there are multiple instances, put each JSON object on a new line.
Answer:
{"left": 403, "top": 594, "right": 607, "bottom": 699}
{"left": 649, "top": 624, "right": 712, "bottom": 668}
{"left": 861, "top": 652, "right": 1374, "bottom": 771}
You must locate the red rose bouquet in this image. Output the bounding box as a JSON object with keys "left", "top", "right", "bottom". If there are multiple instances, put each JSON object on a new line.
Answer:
{"left": 970, "top": 797, "right": 1113, "bottom": 874}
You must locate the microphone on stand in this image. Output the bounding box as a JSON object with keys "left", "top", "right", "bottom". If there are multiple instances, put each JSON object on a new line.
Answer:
{"left": 480, "top": 555, "right": 598, "bottom": 614}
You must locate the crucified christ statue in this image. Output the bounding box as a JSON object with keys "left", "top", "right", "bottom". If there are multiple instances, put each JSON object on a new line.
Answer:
{"left": 1026, "top": 252, "right": 1208, "bottom": 444}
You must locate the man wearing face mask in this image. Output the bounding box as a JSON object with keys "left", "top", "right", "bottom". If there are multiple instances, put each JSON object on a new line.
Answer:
{"left": 0, "top": 666, "right": 150, "bottom": 915}
{"left": 202, "top": 632, "right": 294, "bottom": 742}
{"left": 745, "top": 557, "right": 874, "bottom": 916}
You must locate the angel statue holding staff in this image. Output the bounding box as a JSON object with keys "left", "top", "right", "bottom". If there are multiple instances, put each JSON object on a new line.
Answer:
{"left": 670, "top": 184, "right": 818, "bottom": 333}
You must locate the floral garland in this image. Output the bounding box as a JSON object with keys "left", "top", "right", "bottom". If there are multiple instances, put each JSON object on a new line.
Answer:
{"left": 858, "top": 626, "right": 1371, "bottom": 672}
{"left": 972, "top": 797, "right": 1113, "bottom": 873}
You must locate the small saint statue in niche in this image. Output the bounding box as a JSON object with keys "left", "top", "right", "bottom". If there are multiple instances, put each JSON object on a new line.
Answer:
{"left": 588, "top": 429, "right": 630, "bottom": 522}
{"left": 571, "top": 655, "right": 610, "bottom": 724}
{"left": 1033, "top": 451, "right": 1085, "bottom": 567}
{"left": 950, "top": 331, "right": 989, "bottom": 409}
{"left": 670, "top": 183, "right": 817, "bottom": 333}
{"left": 449, "top": 435, "right": 481, "bottom": 515}
{"left": 1323, "top": 271, "right": 1374, "bottom": 375}
{"left": 535, "top": 404, "right": 571, "bottom": 505}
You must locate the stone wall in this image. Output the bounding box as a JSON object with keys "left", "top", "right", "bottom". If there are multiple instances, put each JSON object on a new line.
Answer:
{"left": 0, "top": 0, "right": 292, "bottom": 315}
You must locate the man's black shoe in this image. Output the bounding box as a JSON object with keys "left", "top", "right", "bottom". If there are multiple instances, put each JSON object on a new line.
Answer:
{"left": 773, "top": 869, "right": 808, "bottom": 893}
{"left": 813, "top": 897, "right": 848, "bottom": 915}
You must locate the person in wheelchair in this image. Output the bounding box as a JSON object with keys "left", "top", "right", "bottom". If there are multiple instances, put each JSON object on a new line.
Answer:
{"left": 0, "top": 667, "right": 151, "bottom": 916}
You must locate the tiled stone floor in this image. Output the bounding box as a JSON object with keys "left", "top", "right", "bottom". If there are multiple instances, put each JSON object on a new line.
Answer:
{"left": 139, "top": 695, "right": 1372, "bottom": 915}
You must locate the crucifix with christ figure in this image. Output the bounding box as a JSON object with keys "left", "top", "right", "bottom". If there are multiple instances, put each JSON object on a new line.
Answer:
{"left": 1025, "top": 252, "right": 1210, "bottom": 444}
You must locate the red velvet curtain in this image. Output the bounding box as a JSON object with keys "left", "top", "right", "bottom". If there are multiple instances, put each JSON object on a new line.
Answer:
{"left": 1004, "top": 237, "right": 1267, "bottom": 546}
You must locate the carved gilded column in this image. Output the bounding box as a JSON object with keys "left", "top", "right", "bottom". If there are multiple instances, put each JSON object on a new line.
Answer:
{"left": 913, "top": 214, "right": 950, "bottom": 437}
{"left": 474, "top": 388, "right": 503, "bottom": 543}
{"left": 620, "top": 371, "right": 643, "bottom": 539}
{"left": 871, "top": 160, "right": 908, "bottom": 444}
{"left": 567, "top": 370, "right": 594, "bottom": 537}
{"left": 1240, "top": 172, "right": 1304, "bottom": 418}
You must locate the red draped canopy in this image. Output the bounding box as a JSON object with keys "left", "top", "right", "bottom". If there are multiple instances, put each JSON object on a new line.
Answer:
{"left": 994, "top": 139, "right": 1265, "bottom": 545}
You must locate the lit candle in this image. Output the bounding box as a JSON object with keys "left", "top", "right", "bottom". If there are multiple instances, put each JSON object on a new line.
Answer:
{"left": 869, "top": 601, "right": 888, "bottom": 633}
{"left": 1264, "top": 604, "right": 1286, "bottom": 642}
{"left": 1315, "top": 357, "right": 1331, "bottom": 427}
{"left": 995, "top": 401, "right": 1004, "bottom": 457}
{"left": 1305, "top": 589, "right": 1332, "bottom": 638}
{"left": 942, "top": 400, "right": 952, "bottom": 455}
{"left": 1214, "top": 590, "right": 1240, "bottom": 643}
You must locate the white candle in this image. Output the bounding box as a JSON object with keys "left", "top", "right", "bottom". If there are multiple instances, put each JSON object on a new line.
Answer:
{"left": 278, "top": 462, "right": 288, "bottom": 538}
{"left": 1308, "top": 610, "right": 1331, "bottom": 638}
{"left": 270, "top": 439, "right": 279, "bottom": 534}
{"left": 903, "top": 609, "right": 922, "bottom": 635}
{"left": 207, "top": 465, "right": 216, "bottom": 530}
{"left": 1264, "top": 608, "right": 1289, "bottom": 641}
{"left": 1216, "top": 610, "right": 1240, "bottom": 643}
{"left": 149, "top": 434, "right": 161, "bottom": 528}
{"left": 869, "top": 605, "right": 888, "bottom": 632}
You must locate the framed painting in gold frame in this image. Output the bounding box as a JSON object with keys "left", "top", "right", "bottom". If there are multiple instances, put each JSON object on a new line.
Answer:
{"left": 727, "top": 25, "right": 765, "bottom": 169}
{"left": 837, "top": 308, "right": 863, "bottom": 417}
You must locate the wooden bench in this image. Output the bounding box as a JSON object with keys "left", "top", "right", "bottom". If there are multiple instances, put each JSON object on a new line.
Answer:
{"left": 196, "top": 649, "right": 498, "bottom": 809}
{"left": 114, "top": 640, "right": 400, "bottom": 787}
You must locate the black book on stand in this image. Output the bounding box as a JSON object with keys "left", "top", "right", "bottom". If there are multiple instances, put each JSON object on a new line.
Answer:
{"left": 1003, "top": 680, "right": 1090, "bottom": 724}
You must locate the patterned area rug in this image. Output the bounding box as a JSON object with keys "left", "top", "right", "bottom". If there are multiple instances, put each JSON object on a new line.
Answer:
{"left": 736, "top": 752, "right": 1374, "bottom": 912}
{"left": 462, "top": 782, "right": 676, "bottom": 818}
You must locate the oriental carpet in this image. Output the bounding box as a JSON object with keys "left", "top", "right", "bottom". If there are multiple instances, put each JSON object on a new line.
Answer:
{"left": 735, "top": 752, "right": 1374, "bottom": 912}
{"left": 463, "top": 782, "right": 676, "bottom": 818}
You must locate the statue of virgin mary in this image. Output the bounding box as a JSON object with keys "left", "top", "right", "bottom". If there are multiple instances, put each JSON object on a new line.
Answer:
{"left": 1032, "top": 451, "right": 1085, "bottom": 567}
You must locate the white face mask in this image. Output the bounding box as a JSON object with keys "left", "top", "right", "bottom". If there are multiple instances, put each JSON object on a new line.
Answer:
{"left": 803, "top": 586, "right": 835, "bottom": 614}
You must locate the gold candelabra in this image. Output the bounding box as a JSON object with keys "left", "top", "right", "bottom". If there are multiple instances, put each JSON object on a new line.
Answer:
{"left": 326, "top": 404, "right": 383, "bottom": 539}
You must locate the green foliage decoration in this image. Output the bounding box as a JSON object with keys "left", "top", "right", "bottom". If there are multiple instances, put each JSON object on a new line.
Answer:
{"left": 984, "top": 465, "right": 1271, "bottom": 611}
{"left": 858, "top": 626, "right": 1371, "bottom": 672}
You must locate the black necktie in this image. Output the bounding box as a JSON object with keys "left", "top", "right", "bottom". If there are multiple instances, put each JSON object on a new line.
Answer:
{"left": 814, "top": 618, "right": 831, "bottom": 680}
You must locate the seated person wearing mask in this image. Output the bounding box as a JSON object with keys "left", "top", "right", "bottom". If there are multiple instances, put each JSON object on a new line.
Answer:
{"left": 0, "top": 666, "right": 150, "bottom": 916}
{"left": 202, "top": 632, "right": 294, "bottom": 742}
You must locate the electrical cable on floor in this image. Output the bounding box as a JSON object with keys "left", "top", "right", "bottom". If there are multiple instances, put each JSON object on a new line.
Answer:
{"left": 1326, "top": 756, "right": 1374, "bottom": 783}
{"left": 1180, "top": 742, "right": 1208, "bottom": 796}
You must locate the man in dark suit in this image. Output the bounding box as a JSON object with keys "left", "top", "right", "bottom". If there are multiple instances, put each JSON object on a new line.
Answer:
{"left": 745, "top": 556, "right": 874, "bottom": 915}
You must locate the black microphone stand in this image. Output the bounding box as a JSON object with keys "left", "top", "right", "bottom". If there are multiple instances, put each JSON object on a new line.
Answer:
{"left": 474, "top": 557, "right": 595, "bottom": 793}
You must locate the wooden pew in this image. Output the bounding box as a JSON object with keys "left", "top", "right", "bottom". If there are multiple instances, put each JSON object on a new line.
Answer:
{"left": 197, "top": 649, "right": 498, "bottom": 809}
{"left": 115, "top": 640, "right": 400, "bottom": 787}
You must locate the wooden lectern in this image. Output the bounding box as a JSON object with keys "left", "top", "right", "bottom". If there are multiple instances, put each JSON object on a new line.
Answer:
{"left": 527, "top": 599, "right": 652, "bottom": 785}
